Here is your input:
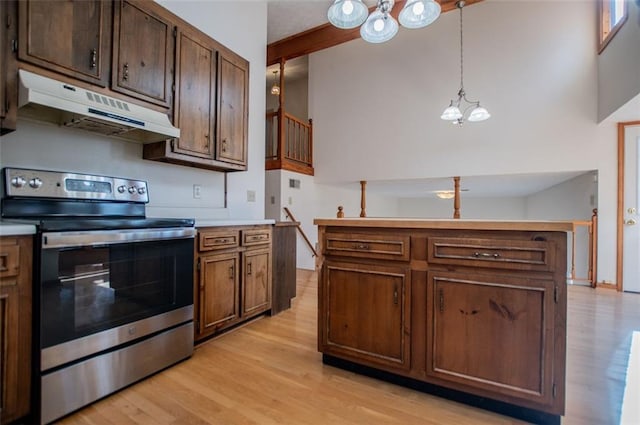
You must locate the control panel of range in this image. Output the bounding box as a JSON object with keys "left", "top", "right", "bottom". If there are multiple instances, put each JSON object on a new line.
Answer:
{"left": 3, "top": 168, "right": 149, "bottom": 203}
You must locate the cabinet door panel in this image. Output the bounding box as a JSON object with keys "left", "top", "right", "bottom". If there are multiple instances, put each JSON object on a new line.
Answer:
{"left": 172, "top": 30, "right": 216, "bottom": 159}
{"left": 18, "top": 0, "right": 111, "bottom": 86}
{"left": 322, "top": 261, "right": 410, "bottom": 370}
{"left": 112, "top": 0, "right": 173, "bottom": 107}
{"left": 200, "top": 253, "right": 239, "bottom": 333}
{"left": 242, "top": 248, "right": 271, "bottom": 317}
{"left": 217, "top": 53, "right": 247, "bottom": 166}
{"left": 427, "top": 271, "right": 556, "bottom": 407}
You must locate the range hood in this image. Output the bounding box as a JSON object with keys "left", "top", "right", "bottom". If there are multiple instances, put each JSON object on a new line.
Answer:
{"left": 17, "top": 70, "right": 180, "bottom": 143}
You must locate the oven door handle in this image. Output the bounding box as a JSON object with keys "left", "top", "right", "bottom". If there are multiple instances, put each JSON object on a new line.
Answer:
{"left": 42, "top": 227, "right": 196, "bottom": 249}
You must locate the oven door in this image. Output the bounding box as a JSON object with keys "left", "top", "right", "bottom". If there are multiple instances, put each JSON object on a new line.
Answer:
{"left": 39, "top": 227, "right": 195, "bottom": 371}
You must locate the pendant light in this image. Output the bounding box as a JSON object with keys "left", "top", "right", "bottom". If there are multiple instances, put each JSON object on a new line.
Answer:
{"left": 440, "top": 1, "right": 490, "bottom": 125}
{"left": 270, "top": 70, "right": 280, "bottom": 96}
{"left": 328, "top": 0, "right": 441, "bottom": 43}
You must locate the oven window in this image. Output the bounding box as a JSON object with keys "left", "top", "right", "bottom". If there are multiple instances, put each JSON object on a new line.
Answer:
{"left": 40, "top": 238, "right": 193, "bottom": 349}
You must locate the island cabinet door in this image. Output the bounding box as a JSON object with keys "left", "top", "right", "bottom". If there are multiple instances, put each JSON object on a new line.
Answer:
{"left": 320, "top": 260, "right": 411, "bottom": 371}
{"left": 426, "top": 270, "right": 560, "bottom": 412}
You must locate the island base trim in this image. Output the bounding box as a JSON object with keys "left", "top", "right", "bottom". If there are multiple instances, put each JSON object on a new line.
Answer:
{"left": 322, "top": 354, "right": 561, "bottom": 425}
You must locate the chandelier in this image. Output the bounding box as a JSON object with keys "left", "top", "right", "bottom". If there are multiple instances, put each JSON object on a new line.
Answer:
{"left": 327, "top": 0, "right": 441, "bottom": 44}
{"left": 440, "top": 1, "right": 490, "bottom": 125}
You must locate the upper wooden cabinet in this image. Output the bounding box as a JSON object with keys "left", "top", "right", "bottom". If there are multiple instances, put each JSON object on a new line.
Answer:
{"left": 216, "top": 52, "right": 248, "bottom": 166}
{"left": 1, "top": 0, "right": 18, "bottom": 135}
{"left": 171, "top": 27, "right": 217, "bottom": 160}
{"left": 18, "top": 0, "right": 112, "bottom": 87}
{"left": 143, "top": 27, "right": 249, "bottom": 172}
{"left": 112, "top": 0, "right": 174, "bottom": 107}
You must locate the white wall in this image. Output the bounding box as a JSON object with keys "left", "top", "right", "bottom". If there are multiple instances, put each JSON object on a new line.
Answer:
{"left": 525, "top": 172, "right": 598, "bottom": 221}
{"left": 308, "top": 0, "right": 619, "bottom": 283}
{"left": 397, "top": 197, "right": 526, "bottom": 219}
{"left": 0, "top": 1, "right": 268, "bottom": 221}
{"left": 598, "top": 0, "right": 640, "bottom": 121}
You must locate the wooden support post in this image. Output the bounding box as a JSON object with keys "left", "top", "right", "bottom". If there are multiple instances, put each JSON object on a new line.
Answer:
{"left": 453, "top": 176, "right": 461, "bottom": 219}
{"left": 360, "top": 181, "right": 367, "bottom": 218}
{"left": 277, "top": 59, "right": 286, "bottom": 161}
{"left": 591, "top": 208, "right": 598, "bottom": 288}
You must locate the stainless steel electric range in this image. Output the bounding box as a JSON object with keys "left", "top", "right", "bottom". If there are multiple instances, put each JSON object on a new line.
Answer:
{"left": 1, "top": 167, "right": 196, "bottom": 425}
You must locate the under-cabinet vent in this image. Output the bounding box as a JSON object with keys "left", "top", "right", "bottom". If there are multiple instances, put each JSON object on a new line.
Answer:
{"left": 17, "top": 69, "right": 179, "bottom": 143}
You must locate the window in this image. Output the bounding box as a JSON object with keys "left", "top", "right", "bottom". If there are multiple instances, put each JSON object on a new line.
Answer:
{"left": 599, "top": 0, "right": 628, "bottom": 53}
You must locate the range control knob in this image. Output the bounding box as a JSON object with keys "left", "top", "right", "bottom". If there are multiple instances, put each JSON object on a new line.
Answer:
{"left": 137, "top": 186, "right": 146, "bottom": 195}
{"left": 29, "top": 177, "right": 43, "bottom": 189}
{"left": 11, "top": 176, "right": 26, "bottom": 188}
{"left": 128, "top": 186, "right": 136, "bottom": 194}
{"left": 117, "top": 185, "right": 126, "bottom": 194}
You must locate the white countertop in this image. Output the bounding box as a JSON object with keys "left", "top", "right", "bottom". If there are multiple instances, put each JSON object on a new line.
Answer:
{"left": 196, "top": 219, "right": 275, "bottom": 228}
{"left": 0, "top": 222, "right": 37, "bottom": 236}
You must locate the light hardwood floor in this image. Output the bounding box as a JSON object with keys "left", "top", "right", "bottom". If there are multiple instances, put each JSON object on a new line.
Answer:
{"left": 58, "top": 270, "right": 640, "bottom": 425}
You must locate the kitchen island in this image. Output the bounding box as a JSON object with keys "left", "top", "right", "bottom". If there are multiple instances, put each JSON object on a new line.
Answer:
{"left": 314, "top": 218, "right": 572, "bottom": 424}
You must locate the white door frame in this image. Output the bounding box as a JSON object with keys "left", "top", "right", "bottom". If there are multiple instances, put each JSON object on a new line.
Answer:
{"left": 617, "top": 120, "right": 640, "bottom": 291}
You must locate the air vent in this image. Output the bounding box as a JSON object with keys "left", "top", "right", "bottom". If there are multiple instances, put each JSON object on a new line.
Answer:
{"left": 289, "top": 179, "right": 301, "bottom": 189}
{"left": 86, "top": 91, "right": 132, "bottom": 113}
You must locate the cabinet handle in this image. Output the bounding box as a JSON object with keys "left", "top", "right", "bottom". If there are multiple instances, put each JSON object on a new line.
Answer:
{"left": 229, "top": 265, "right": 234, "bottom": 279}
{"left": 247, "top": 262, "right": 252, "bottom": 275}
{"left": 473, "top": 252, "right": 500, "bottom": 259}
{"left": 0, "top": 253, "right": 8, "bottom": 272}
{"left": 353, "top": 243, "right": 369, "bottom": 250}
{"left": 214, "top": 238, "right": 228, "bottom": 244}
{"left": 393, "top": 285, "right": 398, "bottom": 305}
{"left": 123, "top": 63, "right": 129, "bottom": 81}
{"left": 222, "top": 139, "right": 227, "bottom": 152}
{"left": 90, "top": 48, "right": 97, "bottom": 69}
{"left": 439, "top": 289, "right": 444, "bottom": 313}
{"left": 204, "top": 134, "right": 210, "bottom": 149}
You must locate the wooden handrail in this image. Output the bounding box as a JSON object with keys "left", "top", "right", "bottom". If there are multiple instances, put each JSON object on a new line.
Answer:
{"left": 570, "top": 211, "right": 597, "bottom": 287}
{"left": 283, "top": 207, "right": 317, "bottom": 257}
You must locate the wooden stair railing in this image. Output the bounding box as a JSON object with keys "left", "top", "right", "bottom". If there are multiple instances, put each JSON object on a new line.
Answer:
{"left": 266, "top": 111, "right": 314, "bottom": 175}
{"left": 283, "top": 207, "right": 317, "bottom": 257}
{"left": 570, "top": 209, "right": 598, "bottom": 287}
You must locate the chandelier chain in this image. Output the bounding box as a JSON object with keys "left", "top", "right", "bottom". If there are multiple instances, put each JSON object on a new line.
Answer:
{"left": 459, "top": 2, "right": 464, "bottom": 91}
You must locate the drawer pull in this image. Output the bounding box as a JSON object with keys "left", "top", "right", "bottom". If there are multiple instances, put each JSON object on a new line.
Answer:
{"left": 474, "top": 252, "right": 500, "bottom": 259}
{"left": 249, "top": 234, "right": 268, "bottom": 241}
{"left": 353, "top": 243, "right": 370, "bottom": 250}
{"left": 214, "top": 238, "right": 229, "bottom": 244}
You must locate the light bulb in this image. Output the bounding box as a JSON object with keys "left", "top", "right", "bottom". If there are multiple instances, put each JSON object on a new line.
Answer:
{"left": 373, "top": 18, "right": 385, "bottom": 32}
{"left": 412, "top": 1, "right": 425, "bottom": 15}
{"left": 342, "top": 0, "right": 354, "bottom": 15}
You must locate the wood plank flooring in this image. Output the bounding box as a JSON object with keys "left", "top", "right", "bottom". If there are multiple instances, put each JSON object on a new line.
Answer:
{"left": 58, "top": 270, "right": 640, "bottom": 425}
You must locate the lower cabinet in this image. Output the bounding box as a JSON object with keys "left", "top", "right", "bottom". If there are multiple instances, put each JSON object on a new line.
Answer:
{"left": 0, "top": 235, "right": 32, "bottom": 424}
{"left": 199, "top": 251, "right": 240, "bottom": 334}
{"left": 426, "top": 271, "right": 557, "bottom": 409}
{"left": 1, "top": 1, "right": 18, "bottom": 136}
{"left": 317, "top": 225, "right": 568, "bottom": 419}
{"left": 195, "top": 225, "right": 271, "bottom": 342}
{"left": 320, "top": 260, "right": 411, "bottom": 370}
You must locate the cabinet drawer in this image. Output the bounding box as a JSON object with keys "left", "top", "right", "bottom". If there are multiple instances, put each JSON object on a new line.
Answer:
{"left": 325, "top": 232, "right": 410, "bottom": 261}
{"left": 428, "top": 238, "right": 556, "bottom": 272}
{"left": 242, "top": 229, "right": 271, "bottom": 247}
{"left": 0, "top": 243, "right": 20, "bottom": 279}
{"left": 199, "top": 230, "right": 240, "bottom": 252}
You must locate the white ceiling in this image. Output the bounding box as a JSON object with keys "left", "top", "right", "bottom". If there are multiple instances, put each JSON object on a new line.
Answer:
{"left": 267, "top": 0, "right": 378, "bottom": 44}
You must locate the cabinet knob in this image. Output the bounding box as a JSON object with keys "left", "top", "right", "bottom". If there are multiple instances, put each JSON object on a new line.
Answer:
{"left": 90, "top": 48, "right": 97, "bottom": 69}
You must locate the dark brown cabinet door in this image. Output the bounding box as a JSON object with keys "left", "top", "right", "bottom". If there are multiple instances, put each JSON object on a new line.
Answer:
{"left": 0, "top": 0, "right": 17, "bottom": 135}
{"left": 18, "top": 0, "right": 111, "bottom": 87}
{"left": 112, "top": 0, "right": 173, "bottom": 107}
{"left": 172, "top": 28, "right": 216, "bottom": 159}
{"left": 199, "top": 252, "right": 239, "bottom": 336}
{"left": 321, "top": 260, "right": 410, "bottom": 370}
{"left": 216, "top": 52, "right": 248, "bottom": 167}
{"left": 426, "top": 271, "right": 557, "bottom": 409}
{"left": 242, "top": 248, "right": 271, "bottom": 318}
{"left": 0, "top": 236, "right": 32, "bottom": 424}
